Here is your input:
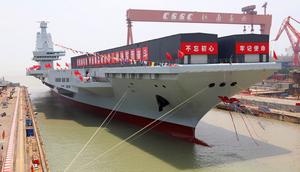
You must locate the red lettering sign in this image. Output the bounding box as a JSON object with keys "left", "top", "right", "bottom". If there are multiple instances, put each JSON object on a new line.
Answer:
{"left": 120, "top": 51, "right": 124, "bottom": 60}
{"left": 180, "top": 42, "right": 218, "bottom": 55}
{"left": 99, "top": 56, "right": 101, "bottom": 65}
{"left": 125, "top": 50, "right": 130, "bottom": 61}
{"left": 107, "top": 54, "right": 111, "bottom": 64}
{"left": 236, "top": 42, "right": 269, "bottom": 54}
{"left": 85, "top": 58, "right": 88, "bottom": 66}
{"left": 111, "top": 52, "right": 115, "bottom": 58}
{"left": 115, "top": 52, "right": 119, "bottom": 59}
{"left": 95, "top": 56, "right": 99, "bottom": 65}
{"left": 78, "top": 58, "right": 85, "bottom": 67}
{"left": 74, "top": 46, "right": 150, "bottom": 67}
{"left": 110, "top": 52, "right": 115, "bottom": 64}
{"left": 103, "top": 54, "right": 107, "bottom": 64}
{"left": 87, "top": 56, "right": 91, "bottom": 65}
{"left": 100, "top": 55, "right": 104, "bottom": 64}
{"left": 130, "top": 49, "right": 135, "bottom": 60}
{"left": 142, "top": 47, "right": 148, "bottom": 61}
{"left": 80, "top": 58, "right": 83, "bottom": 66}
{"left": 136, "top": 48, "right": 142, "bottom": 60}
{"left": 93, "top": 56, "right": 96, "bottom": 65}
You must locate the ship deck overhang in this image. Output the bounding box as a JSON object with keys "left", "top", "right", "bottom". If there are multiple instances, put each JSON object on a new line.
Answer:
{"left": 87, "top": 62, "right": 281, "bottom": 74}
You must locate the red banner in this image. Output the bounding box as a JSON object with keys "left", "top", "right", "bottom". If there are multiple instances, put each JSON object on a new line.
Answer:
{"left": 130, "top": 49, "right": 135, "bottom": 59}
{"left": 125, "top": 50, "right": 130, "bottom": 60}
{"left": 120, "top": 51, "right": 124, "bottom": 60}
{"left": 142, "top": 47, "right": 148, "bottom": 60}
{"left": 236, "top": 42, "right": 269, "bottom": 54}
{"left": 180, "top": 42, "right": 218, "bottom": 55}
{"left": 115, "top": 52, "right": 119, "bottom": 59}
{"left": 136, "top": 48, "right": 142, "bottom": 60}
{"left": 111, "top": 52, "right": 115, "bottom": 58}
{"left": 75, "top": 46, "right": 149, "bottom": 67}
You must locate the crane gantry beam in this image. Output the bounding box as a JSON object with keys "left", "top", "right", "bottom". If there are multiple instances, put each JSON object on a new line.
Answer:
{"left": 126, "top": 8, "right": 272, "bottom": 45}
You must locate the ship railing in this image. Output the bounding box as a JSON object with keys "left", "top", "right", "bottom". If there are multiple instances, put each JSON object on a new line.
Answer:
{"left": 75, "top": 77, "right": 112, "bottom": 88}
{"left": 76, "top": 76, "right": 110, "bottom": 83}
{"left": 91, "top": 77, "right": 110, "bottom": 82}
{"left": 26, "top": 69, "right": 46, "bottom": 76}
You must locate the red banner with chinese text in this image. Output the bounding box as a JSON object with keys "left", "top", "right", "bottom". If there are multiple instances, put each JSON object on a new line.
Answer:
{"left": 180, "top": 42, "right": 218, "bottom": 55}
{"left": 236, "top": 42, "right": 269, "bottom": 54}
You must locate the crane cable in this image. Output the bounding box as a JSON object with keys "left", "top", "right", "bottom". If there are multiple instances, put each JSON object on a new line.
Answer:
{"left": 74, "top": 86, "right": 209, "bottom": 172}
{"left": 64, "top": 89, "right": 129, "bottom": 172}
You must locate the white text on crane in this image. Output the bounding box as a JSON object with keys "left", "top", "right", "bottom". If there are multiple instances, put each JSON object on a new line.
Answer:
{"left": 162, "top": 12, "right": 193, "bottom": 21}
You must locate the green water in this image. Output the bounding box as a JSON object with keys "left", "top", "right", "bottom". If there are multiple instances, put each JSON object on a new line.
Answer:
{"left": 31, "top": 89, "right": 300, "bottom": 172}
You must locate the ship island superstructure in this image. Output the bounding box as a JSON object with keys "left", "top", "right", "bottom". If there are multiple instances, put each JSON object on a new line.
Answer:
{"left": 32, "top": 21, "right": 65, "bottom": 70}
{"left": 27, "top": 21, "right": 281, "bottom": 145}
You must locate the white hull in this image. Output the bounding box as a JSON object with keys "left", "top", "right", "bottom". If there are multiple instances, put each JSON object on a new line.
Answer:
{"left": 29, "top": 63, "right": 280, "bottom": 130}
{"left": 28, "top": 22, "right": 280, "bottom": 144}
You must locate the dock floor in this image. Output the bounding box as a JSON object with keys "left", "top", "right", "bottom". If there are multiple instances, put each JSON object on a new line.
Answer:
{"left": 0, "top": 87, "right": 49, "bottom": 172}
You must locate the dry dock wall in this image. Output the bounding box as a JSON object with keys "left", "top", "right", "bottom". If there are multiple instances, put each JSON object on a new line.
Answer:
{"left": 239, "top": 98, "right": 300, "bottom": 113}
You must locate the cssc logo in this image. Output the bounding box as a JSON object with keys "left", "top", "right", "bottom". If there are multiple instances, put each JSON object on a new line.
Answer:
{"left": 162, "top": 12, "right": 193, "bottom": 21}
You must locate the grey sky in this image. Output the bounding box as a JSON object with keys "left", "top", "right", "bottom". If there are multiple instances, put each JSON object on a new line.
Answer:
{"left": 0, "top": 0, "right": 299, "bottom": 85}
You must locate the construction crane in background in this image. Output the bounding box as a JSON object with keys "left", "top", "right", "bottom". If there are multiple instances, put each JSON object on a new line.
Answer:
{"left": 274, "top": 16, "right": 300, "bottom": 66}
{"left": 126, "top": 4, "right": 272, "bottom": 45}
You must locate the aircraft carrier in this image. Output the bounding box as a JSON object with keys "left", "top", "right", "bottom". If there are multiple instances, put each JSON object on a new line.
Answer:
{"left": 27, "top": 21, "right": 280, "bottom": 145}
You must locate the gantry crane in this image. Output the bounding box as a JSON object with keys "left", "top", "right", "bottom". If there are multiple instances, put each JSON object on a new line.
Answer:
{"left": 274, "top": 16, "right": 300, "bottom": 66}
{"left": 126, "top": 4, "right": 272, "bottom": 45}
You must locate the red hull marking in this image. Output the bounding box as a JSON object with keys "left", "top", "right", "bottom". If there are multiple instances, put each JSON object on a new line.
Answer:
{"left": 52, "top": 91, "right": 210, "bottom": 146}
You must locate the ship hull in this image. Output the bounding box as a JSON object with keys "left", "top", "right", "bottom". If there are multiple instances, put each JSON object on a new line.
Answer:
{"left": 28, "top": 24, "right": 279, "bottom": 145}
{"left": 36, "top": 63, "right": 281, "bottom": 145}
{"left": 53, "top": 91, "right": 209, "bottom": 145}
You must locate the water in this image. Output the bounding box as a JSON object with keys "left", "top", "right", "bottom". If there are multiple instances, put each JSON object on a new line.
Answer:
{"left": 30, "top": 88, "right": 300, "bottom": 172}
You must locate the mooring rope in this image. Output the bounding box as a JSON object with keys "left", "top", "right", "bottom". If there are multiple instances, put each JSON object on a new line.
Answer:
{"left": 79, "top": 107, "right": 186, "bottom": 169}
{"left": 228, "top": 109, "right": 240, "bottom": 141}
{"left": 129, "top": 103, "right": 177, "bottom": 143}
{"left": 237, "top": 105, "right": 267, "bottom": 141}
{"left": 234, "top": 105, "right": 266, "bottom": 142}
{"left": 237, "top": 112, "right": 259, "bottom": 146}
{"left": 225, "top": 99, "right": 260, "bottom": 145}
{"left": 236, "top": 84, "right": 268, "bottom": 131}
{"left": 103, "top": 105, "right": 122, "bottom": 128}
{"left": 75, "top": 86, "right": 209, "bottom": 171}
{"left": 64, "top": 89, "right": 129, "bottom": 172}
{"left": 222, "top": 66, "right": 240, "bottom": 141}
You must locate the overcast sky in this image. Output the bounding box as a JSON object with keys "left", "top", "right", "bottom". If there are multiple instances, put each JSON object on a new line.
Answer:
{"left": 0, "top": 0, "right": 299, "bottom": 85}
